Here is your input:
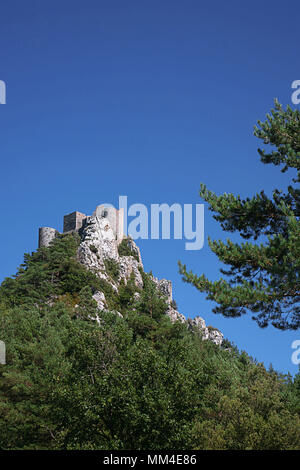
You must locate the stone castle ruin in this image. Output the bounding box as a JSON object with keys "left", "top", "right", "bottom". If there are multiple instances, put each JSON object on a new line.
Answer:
{"left": 39, "top": 204, "right": 124, "bottom": 248}
{"left": 38, "top": 202, "right": 223, "bottom": 346}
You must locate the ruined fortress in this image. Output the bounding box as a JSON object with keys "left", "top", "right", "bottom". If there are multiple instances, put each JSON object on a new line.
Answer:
{"left": 38, "top": 203, "right": 223, "bottom": 346}
{"left": 39, "top": 204, "right": 124, "bottom": 248}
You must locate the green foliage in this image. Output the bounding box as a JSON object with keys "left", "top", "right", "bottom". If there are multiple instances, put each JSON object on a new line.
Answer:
{"left": 118, "top": 237, "right": 139, "bottom": 262}
{"left": 0, "top": 231, "right": 299, "bottom": 449}
{"left": 207, "top": 325, "right": 219, "bottom": 332}
{"left": 0, "top": 233, "right": 101, "bottom": 308}
{"left": 97, "top": 278, "right": 121, "bottom": 312}
{"left": 122, "top": 271, "right": 169, "bottom": 339}
{"left": 134, "top": 270, "right": 168, "bottom": 321}
{"left": 118, "top": 273, "right": 140, "bottom": 311}
{"left": 76, "top": 286, "right": 98, "bottom": 321}
{"left": 179, "top": 101, "right": 300, "bottom": 330}
{"left": 104, "top": 258, "right": 120, "bottom": 283}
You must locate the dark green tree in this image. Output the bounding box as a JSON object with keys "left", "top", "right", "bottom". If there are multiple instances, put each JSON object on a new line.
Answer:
{"left": 1, "top": 221, "right": 300, "bottom": 450}
{"left": 179, "top": 101, "right": 300, "bottom": 329}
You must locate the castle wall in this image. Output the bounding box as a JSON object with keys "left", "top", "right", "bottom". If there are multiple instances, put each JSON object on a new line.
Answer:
{"left": 93, "top": 205, "right": 124, "bottom": 242}
{"left": 39, "top": 205, "right": 124, "bottom": 249}
{"left": 116, "top": 208, "right": 124, "bottom": 243}
{"left": 63, "top": 211, "right": 87, "bottom": 233}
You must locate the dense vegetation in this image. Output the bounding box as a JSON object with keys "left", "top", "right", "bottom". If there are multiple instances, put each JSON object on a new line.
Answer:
{"left": 180, "top": 101, "right": 300, "bottom": 329}
{"left": 0, "top": 234, "right": 299, "bottom": 449}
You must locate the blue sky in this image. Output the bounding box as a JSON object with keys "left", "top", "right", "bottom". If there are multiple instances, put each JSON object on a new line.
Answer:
{"left": 0, "top": 0, "right": 299, "bottom": 375}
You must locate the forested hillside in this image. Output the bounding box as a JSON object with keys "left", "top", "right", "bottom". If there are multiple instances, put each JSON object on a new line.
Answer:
{"left": 0, "top": 234, "right": 299, "bottom": 450}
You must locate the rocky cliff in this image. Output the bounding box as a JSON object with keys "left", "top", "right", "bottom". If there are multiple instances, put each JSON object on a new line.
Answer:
{"left": 74, "top": 212, "right": 223, "bottom": 346}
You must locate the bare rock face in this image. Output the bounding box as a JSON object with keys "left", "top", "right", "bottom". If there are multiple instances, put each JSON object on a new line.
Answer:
{"left": 78, "top": 215, "right": 118, "bottom": 273}
{"left": 207, "top": 328, "right": 224, "bottom": 346}
{"left": 166, "top": 305, "right": 186, "bottom": 324}
{"left": 188, "top": 316, "right": 223, "bottom": 346}
{"left": 125, "top": 237, "right": 143, "bottom": 265}
{"left": 152, "top": 277, "right": 172, "bottom": 303}
{"left": 118, "top": 257, "right": 144, "bottom": 289}
{"left": 188, "top": 316, "right": 208, "bottom": 339}
{"left": 92, "top": 291, "right": 106, "bottom": 311}
{"left": 76, "top": 213, "right": 223, "bottom": 347}
{"left": 78, "top": 215, "right": 143, "bottom": 288}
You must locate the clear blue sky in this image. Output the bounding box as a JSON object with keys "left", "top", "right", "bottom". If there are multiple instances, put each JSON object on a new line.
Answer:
{"left": 0, "top": 0, "right": 299, "bottom": 375}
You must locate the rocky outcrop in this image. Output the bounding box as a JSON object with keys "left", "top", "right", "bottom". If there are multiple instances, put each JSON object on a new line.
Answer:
{"left": 75, "top": 212, "right": 223, "bottom": 347}
{"left": 92, "top": 291, "right": 106, "bottom": 311}
{"left": 152, "top": 277, "right": 172, "bottom": 303}
{"left": 118, "top": 257, "right": 143, "bottom": 289}
{"left": 77, "top": 215, "right": 143, "bottom": 289}
{"left": 188, "top": 316, "right": 224, "bottom": 346}
{"left": 166, "top": 305, "right": 186, "bottom": 324}
{"left": 78, "top": 216, "right": 118, "bottom": 275}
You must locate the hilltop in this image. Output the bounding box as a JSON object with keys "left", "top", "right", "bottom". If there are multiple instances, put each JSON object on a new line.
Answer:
{"left": 0, "top": 210, "right": 299, "bottom": 449}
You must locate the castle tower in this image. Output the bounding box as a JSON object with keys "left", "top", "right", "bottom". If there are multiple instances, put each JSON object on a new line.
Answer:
{"left": 39, "top": 227, "right": 57, "bottom": 248}
{"left": 93, "top": 204, "right": 124, "bottom": 242}
{"left": 38, "top": 204, "right": 124, "bottom": 248}
{"left": 63, "top": 211, "right": 87, "bottom": 233}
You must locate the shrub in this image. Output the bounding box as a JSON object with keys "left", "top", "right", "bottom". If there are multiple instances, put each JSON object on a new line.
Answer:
{"left": 118, "top": 238, "right": 139, "bottom": 262}
{"left": 98, "top": 278, "right": 120, "bottom": 311}
{"left": 104, "top": 258, "right": 120, "bottom": 283}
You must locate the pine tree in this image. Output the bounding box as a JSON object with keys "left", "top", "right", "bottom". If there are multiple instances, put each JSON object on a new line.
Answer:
{"left": 1, "top": 231, "right": 300, "bottom": 449}
{"left": 179, "top": 100, "right": 300, "bottom": 330}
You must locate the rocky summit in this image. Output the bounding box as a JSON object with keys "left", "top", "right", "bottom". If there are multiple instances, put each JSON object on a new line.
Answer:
{"left": 2, "top": 204, "right": 299, "bottom": 451}
{"left": 70, "top": 210, "right": 223, "bottom": 346}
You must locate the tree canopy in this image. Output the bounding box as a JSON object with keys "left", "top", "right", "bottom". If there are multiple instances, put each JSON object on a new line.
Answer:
{"left": 0, "top": 234, "right": 299, "bottom": 449}
{"left": 179, "top": 101, "right": 300, "bottom": 330}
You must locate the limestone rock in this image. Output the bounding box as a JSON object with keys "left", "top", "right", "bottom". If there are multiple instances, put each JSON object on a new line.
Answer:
{"left": 43, "top": 204, "right": 224, "bottom": 348}
{"left": 78, "top": 215, "right": 119, "bottom": 271}
{"left": 118, "top": 256, "right": 143, "bottom": 289}
{"left": 152, "top": 277, "right": 172, "bottom": 303}
{"left": 188, "top": 316, "right": 208, "bottom": 338}
{"left": 92, "top": 291, "right": 106, "bottom": 311}
{"left": 78, "top": 216, "right": 144, "bottom": 291}
{"left": 124, "top": 237, "right": 143, "bottom": 266}
{"left": 188, "top": 316, "right": 223, "bottom": 346}
{"left": 166, "top": 305, "right": 186, "bottom": 323}
{"left": 207, "top": 327, "right": 223, "bottom": 346}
